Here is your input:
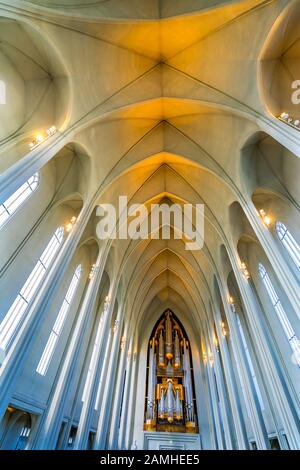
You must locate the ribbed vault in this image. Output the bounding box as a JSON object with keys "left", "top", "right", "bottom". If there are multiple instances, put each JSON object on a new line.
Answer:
{"left": 1, "top": 0, "right": 300, "bottom": 452}
{"left": 1, "top": 0, "right": 298, "bottom": 335}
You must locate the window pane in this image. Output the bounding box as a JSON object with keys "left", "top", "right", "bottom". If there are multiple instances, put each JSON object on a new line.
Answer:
{"left": 276, "top": 221, "right": 300, "bottom": 269}
{"left": 0, "top": 226, "right": 64, "bottom": 351}
{"left": 258, "top": 263, "right": 300, "bottom": 366}
{"left": 0, "top": 173, "right": 39, "bottom": 229}
{"left": 36, "top": 264, "right": 82, "bottom": 375}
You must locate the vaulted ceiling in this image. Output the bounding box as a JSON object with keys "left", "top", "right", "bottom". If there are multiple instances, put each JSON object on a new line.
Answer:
{"left": 1, "top": 0, "right": 298, "bottom": 338}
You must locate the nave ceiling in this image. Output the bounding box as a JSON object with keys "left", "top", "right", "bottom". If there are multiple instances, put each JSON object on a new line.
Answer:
{"left": 0, "top": 0, "right": 299, "bottom": 336}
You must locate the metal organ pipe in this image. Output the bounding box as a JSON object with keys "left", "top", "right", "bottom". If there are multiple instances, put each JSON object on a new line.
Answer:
{"left": 158, "top": 330, "right": 165, "bottom": 367}
{"left": 167, "top": 380, "right": 174, "bottom": 423}
{"left": 165, "top": 312, "right": 173, "bottom": 360}
{"left": 146, "top": 339, "right": 156, "bottom": 422}
{"left": 174, "top": 330, "right": 180, "bottom": 368}
{"left": 183, "top": 339, "right": 195, "bottom": 424}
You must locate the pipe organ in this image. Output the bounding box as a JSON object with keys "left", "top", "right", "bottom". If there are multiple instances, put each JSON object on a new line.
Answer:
{"left": 145, "top": 310, "right": 198, "bottom": 433}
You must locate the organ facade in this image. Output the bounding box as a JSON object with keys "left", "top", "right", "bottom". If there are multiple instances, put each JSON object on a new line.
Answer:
{"left": 144, "top": 310, "right": 198, "bottom": 434}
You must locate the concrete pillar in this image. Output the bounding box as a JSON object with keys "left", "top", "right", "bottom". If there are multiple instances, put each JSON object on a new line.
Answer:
{"left": 73, "top": 285, "right": 117, "bottom": 449}
{"left": 29, "top": 250, "right": 107, "bottom": 449}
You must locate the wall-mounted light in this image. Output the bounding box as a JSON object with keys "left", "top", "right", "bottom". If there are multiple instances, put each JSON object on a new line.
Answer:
{"left": 220, "top": 321, "right": 227, "bottom": 337}
{"left": 65, "top": 216, "right": 77, "bottom": 233}
{"left": 121, "top": 336, "right": 126, "bottom": 350}
{"left": 113, "top": 319, "right": 119, "bottom": 333}
{"left": 278, "top": 113, "right": 300, "bottom": 130}
{"left": 228, "top": 295, "right": 237, "bottom": 314}
{"left": 240, "top": 261, "right": 251, "bottom": 280}
{"left": 258, "top": 209, "right": 271, "bottom": 227}
{"left": 103, "top": 295, "right": 111, "bottom": 312}
{"left": 88, "top": 264, "right": 97, "bottom": 280}
{"left": 46, "top": 126, "right": 57, "bottom": 137}
{"left": 213, "top": 334, "right": 219, "bottom": 352}
{"left": 29, "top": 126, "right": 57, "bottom": 150}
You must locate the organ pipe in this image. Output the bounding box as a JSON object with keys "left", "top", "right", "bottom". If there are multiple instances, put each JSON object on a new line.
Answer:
{"left": 144, "top": 310, "right": 197, "bottom": 433}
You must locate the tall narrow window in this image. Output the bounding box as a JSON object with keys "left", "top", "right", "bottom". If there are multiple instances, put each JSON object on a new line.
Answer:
{"left": 0, "top": 80, "right": 6, "bottom": 104}
{"left": 276, "top": 221, "right": 300, "bottom": 270}
{"left": 236, "top": 316, "right": 265, "bottom": 411}
{"left": 0, "top": 227, "right": 64, "bottom": 350}
{"left": 94, "top": 329, "right": 111, "bottom": 410}
{"left": 0, "top": 173, "right": 39, "bottom": 229}
{"left": 82, "top": 314, "right": 104, "bottom": 404}
{"left": 36, "top": 264, "right": 82, "bottom": 376}
{"left": 258, "top": 263, "right": 300, "bottom": 366}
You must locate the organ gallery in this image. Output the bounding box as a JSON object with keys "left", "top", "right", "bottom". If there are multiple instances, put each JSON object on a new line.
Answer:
{"left": 145, "top": 311, "right": 198, "bottom": 433}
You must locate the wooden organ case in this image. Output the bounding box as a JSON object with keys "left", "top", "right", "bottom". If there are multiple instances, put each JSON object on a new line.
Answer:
{"left": 144, "top": 310, "right": 198, "bottom": 433}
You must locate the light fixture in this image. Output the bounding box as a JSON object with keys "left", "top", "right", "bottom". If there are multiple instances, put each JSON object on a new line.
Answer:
{"left": 258, "top": 208, "right": 271, "bottom": 227}
{"left": 220, "top": 321, "right": 227, "bottom": 337}
{"left": 104, "top": 295, "right": 111, "bottom": 311}
{"left": 89, "top": 264, "right": 96, "bottom": 280}
{"left": 121, "top": 336, "right": 126, "bottom": 350}
{"left": 113, "top": 320, "right": 119, "bottom": 333}
{"left": 228, "top": 295, "right": 237, "bottom": 313}
{"left": 280, "top": 112, "right": 289, "bottom": 120}
{"left": 29, "top": 126, "right": 57, "bottom": 150}
{"left": 278, "top": 113, "right": 300, "bottom": 131}
{"left": 65, "top": 216, "right": 77, "bottom": 233}
{"left": 213, "top": 335, "right": 219, "bottom": 352}
{"left": 46, "top": 125, "right": 57, "bottom": 137}
{"left": 36, "top": 134, "right": 44, "bottom": 143}
{"left": 202, "top": 344, "right": 207, "bottom": 365}
{"left": 240, "top": 261, "right": 251, "bottom": 280}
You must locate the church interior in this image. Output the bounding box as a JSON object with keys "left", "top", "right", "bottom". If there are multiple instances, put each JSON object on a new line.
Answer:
{"left": 0, "top": 0, "right": 299, "bottom": 450}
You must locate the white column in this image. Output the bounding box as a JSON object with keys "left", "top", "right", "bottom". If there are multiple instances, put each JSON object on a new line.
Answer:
{"left": 210, "top": 304, "right": 249, "bottom": 449}
{"left": 93, "top": 308, "right": 123, "bottom": 449}
{"left": 205, "top": 325, "right": 233, "bottom": 449}
{"left": 107, "top": 331, "right": 128, "bottom": 449}
{"left": 243, "top": 201, "right": 300, "bottom": 317}
{"left": 29, "top": 251, "right": 106, "bottom": 449}
{"left": 118, "top": 340, "right": 134, "bottom": 450}
{"left": 218, "top": 288, "right": 270, "bottom": 449}
{"left": 228, "top": 256, "right": 300, "bottom": 449}
{"left": 203, "top": 335, "right": 225, "bottom": 449}
{"left": 0, "top": 201, "right": 93, "bottom": 420}
{"left": 73, "top": 287, "right": 116, "bottom": 450}
{"left": 0, "top": 131, "right": 70, "bottom": 205}
{"left": 124, "top": 351, "right": 138, "bottom": 450}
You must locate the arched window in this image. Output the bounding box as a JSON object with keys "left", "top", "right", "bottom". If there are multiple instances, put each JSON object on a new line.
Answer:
{"left": 258, "top": 263, "right": 300, "bottom": 366}
{"left": 82, "top": 314, "right": 105, "bottom": 404}
{"left": 275, "top": 221, "right": 300, "bottom": 270}
{"left": 0, "top": 80, "right": 6, "bottom": 104}
{"left": 236, "top": 315, "right": 265, "bottom": 411}
{"left": 36, "top": 264, "right": 82, "bottom": 376}
{"left": 0, "top": 227, "right": 64, "bottom": 350}
{"left": 0, "top": 173, "right": 40, "bottom": 229}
